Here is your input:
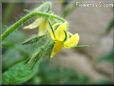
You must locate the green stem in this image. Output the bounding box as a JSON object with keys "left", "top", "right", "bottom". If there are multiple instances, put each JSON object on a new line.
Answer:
{"left": 34, "top": 11, "right": 65, "bottom": 22}
{"left": 1, "top": 11, "right": 66, "bottom": 40}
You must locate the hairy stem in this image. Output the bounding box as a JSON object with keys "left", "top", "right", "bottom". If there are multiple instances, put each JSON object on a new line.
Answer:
{"left": 1, "top": 11, "right": 65, "bottom": 40}
{"left": 1, "top": 1, "right": 66, "bottom": 40}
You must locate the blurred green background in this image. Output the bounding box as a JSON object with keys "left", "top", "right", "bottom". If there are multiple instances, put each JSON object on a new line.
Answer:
{"left": 1, "top": 0, "right": 114, "bottom": 84}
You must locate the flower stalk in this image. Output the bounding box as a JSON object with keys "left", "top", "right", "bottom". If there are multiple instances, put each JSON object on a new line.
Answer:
{"left": 1, "top": 3, "right": 65, "bottom": 40}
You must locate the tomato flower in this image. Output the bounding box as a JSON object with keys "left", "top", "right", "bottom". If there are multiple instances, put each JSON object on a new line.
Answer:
{"left": 49, "top": 22, "right": 80, "bottom": 58}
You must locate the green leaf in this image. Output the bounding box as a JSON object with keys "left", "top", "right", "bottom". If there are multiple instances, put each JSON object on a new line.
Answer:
{"left": 2, "top": 39, "right": 54, "bottom": 85}
{"left": 2, "top": 61, "right": 39, "bottom": 84}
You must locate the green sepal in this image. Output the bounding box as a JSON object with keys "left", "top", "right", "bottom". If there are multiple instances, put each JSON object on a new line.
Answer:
{"left": 75, "top": 45, "right": 89, "bottom": 48}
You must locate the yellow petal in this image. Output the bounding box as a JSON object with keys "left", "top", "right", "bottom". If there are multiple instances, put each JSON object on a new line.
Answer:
{"left": 56, "top": 22, "right": 68, "bottom": 31}
{"left": 55, "top": 28, "right": 65, "bottom": 41}
{"left": 55, "top": 22, "right": 68, "bottom": 41}
{"left": 38, "top": 20, "right": 48, "bottom": 36}
{"left": 64, "top": 33, "right": 80, "bottom": 48}
{"left": 23, "top": 17, "right": 43, "bottom": 29}
{"left": 51, "top": 41, "right": 63, "bottom": 58}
